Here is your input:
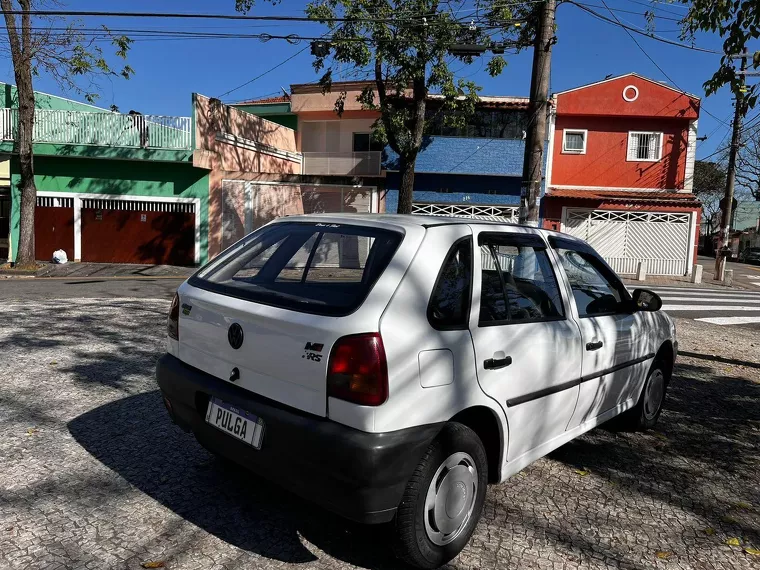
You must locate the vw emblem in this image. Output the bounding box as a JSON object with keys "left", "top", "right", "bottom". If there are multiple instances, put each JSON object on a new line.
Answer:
{"left": 228, "top": 323, "right": 244, "bottom": 349}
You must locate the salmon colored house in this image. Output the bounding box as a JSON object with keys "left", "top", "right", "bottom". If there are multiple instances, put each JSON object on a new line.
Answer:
{"left": 541, "top": 73, "right": 702, "bottom": 276}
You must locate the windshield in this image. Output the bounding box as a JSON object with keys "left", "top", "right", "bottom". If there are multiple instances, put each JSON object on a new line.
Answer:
{"left": 191, "top": 222, "right": 403, "bottom": 316}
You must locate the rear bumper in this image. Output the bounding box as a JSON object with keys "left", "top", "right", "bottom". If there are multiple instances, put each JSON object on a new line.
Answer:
{"left": 156, "top": 354, "right": 442, "bottom": 524}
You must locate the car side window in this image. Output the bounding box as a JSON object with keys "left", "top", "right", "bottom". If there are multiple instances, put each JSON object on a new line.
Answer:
{"left": 428, "top": 238, "right": 472, "bottom": 329}
{"left": 556, "top": 248, "right": 627, "bottom": 317}
{"left": 478, "top": 235, "right": 564, "bottom": 325}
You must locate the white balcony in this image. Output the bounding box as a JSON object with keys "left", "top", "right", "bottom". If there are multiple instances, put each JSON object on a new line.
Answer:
{"left": 0, "top": 108, "right": 192, "bottom": 150}
{"left": 301, "top": 151, "right": 382, "bottom": 176}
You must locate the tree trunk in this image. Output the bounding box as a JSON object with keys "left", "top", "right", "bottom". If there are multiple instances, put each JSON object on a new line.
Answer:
{"left": 397, "top": 154, "right": 417, "bottom": 214}
{"left": 2, "top": 0, "right": 37, "bottom": 267}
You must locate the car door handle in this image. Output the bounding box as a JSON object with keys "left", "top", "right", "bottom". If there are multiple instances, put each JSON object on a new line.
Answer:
{"left": 586, "top": 340, "right": 604, "bottom": 351}
{"left": 484, "top": 356, "right": 512, "bottom": 370}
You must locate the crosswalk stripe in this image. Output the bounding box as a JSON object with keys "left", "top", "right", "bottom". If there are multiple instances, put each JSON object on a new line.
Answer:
{"left": 663, "top": 304, "right": 760, "bottom": 312}
{"left": 660, "top": 296, "right": 760, "bottom": 303}
{"left": 637, "top": 286, "right": 751, "bottom": 294}
{"left": 651, "top": 290, "right": 760, "bottom": 298}
{"left": 695, "top": 316, "right": 760, "bottom": 325}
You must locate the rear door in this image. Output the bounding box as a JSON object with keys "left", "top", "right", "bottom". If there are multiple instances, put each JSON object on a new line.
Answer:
{"left": 469, "top": 228, "right": 582, "bottom": 461}
{"left": 549, "top": 236, "right": 648, "bottom": 428}
{"left": 177, "top": 221, "right": 407, "bottom": 417}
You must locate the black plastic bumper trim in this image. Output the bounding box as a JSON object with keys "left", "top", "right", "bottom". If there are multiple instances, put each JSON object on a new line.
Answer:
{"left": 156, "top": 353, "right": 442, "bottom": 525}
{"left": 506, "top": 353, "right": 656, "bottom": 408}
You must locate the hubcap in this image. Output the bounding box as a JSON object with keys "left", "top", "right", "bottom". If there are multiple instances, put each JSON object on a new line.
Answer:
{"left": 643, "top": 369, "right": 665, "bottom": 420}
{"left": 424, "top": 452, "right": 478, "bottom": 546}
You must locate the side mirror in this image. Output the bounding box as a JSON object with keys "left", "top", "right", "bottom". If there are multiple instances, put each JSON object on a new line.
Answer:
{"left": 631, "top": 288, "right": 662, "bottom": 312}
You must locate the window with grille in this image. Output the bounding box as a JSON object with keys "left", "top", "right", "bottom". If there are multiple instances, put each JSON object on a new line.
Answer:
{"left": 562, "top": 129, "right": 587, "bottom": 154}
{"left": 627, "top": 131, "right": 663, "bottom": 161}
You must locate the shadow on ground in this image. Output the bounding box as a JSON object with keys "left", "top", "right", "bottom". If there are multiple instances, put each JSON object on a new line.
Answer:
{"left": 67, "top": 390, "right": 403, "bottom": 569}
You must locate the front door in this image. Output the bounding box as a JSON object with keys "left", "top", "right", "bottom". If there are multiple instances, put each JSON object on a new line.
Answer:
{"left": 549, "top": 236, "right": 649, "bottom": 428}
{"left": 469, "top": 229, "right": 582, "bottom": 462}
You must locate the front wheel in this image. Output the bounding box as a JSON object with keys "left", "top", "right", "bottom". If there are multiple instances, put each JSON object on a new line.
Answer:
{"left": 393, "top": 423, "right": 488, "bottom": 569}
{"left": 618, "top": 360, "right": 669, "bottom": 431}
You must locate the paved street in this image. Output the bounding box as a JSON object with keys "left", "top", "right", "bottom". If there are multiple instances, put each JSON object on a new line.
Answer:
{"left": 645, "top": 286, "right": 760, "bottom": 330}
{"left": 0, "top": 284, "right": 758, "bottom": 570}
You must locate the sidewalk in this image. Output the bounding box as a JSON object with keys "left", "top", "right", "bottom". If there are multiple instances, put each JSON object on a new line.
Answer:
{"left": 621, "top": 263, "right": 747, "bottom": 290}
{"left": 32, "top": 262, "right": 194, "bottom": 279}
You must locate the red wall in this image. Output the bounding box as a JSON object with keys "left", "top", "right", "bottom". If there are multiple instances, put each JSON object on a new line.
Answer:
{"left": 551, "top": 116, "right": 689, "bottom": 189}
{"left": 81, "top": 209, "right": 194, "bottom": 266}
{"left": 556, "top": 75, "right": 699, "bottom": 119}
{"left": 35, "top": 207, "right": 74, "bottom": 262}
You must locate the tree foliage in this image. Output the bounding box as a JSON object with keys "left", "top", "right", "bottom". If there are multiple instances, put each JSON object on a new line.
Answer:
{"left": 693, "top": 160, "right": 727, "bottom": 234}
{"left": 680, "top": 0, "right": 760, "bottom": 111}
{"left": 238, "top": 0, "right": 528, "bottom": 213}
{"left": 736, "top": 122, "right": 760, "bottom": 201}
{"left": 1, "top": 0, "right": 133, "bottom": 267}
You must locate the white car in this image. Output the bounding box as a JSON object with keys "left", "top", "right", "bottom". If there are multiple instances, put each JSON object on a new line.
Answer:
{"left": 157, "top": 214, "right": 677, "bottom": 569}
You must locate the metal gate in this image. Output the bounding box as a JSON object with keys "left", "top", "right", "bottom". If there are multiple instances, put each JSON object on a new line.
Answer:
{"left": 412, "top": 203, "right": 519, "bottom": 223}
{"left": 563, "top": 208, "right": 691, "bottom": 276}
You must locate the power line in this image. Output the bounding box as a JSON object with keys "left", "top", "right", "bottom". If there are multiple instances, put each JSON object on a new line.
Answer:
{"left": 217, "top": 42, "right": 312, "bottom": 99}
{"left": 567, "top": 1, "right": 722, "bottom": 55}
{"left": 0, "top": 9, "right": 432, "bottom": 24}
{"left": 574, "top": 2, "right": 682, "bottom": 22}
{"left": 621, "top": 0, "right": 689, "bottom": 19}
{"left": 594, "top": 0, "right": 729, "bottom": 128}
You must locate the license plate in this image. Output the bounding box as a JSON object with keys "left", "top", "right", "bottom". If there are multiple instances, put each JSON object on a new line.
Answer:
{"left": 205, "top": 397, "right": 265, "bottom": 450}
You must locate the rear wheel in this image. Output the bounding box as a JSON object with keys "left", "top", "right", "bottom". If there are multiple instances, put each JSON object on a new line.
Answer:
{"left": 618, "top": 360, "right": 668, "bottom": 431}
{"left": 393, "top": 423, "right": 488, "bottom": 569}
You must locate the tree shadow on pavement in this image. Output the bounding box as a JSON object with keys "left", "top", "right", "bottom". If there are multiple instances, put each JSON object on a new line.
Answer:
{"left": 67, "top": 390, "right": 403, "bottom": 569}
{"left": 550, "top": 360, "right": 760, "bottom": 544}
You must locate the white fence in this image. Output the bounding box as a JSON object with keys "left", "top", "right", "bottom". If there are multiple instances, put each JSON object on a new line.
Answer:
{"left": 0, "top": 108, "right": 192, "bottom": 150}
{"left": 302, "top": 151, "right": 382, "bottom": 176}
{"left": 412, "top": 203, "right": 520, "bottom": 223}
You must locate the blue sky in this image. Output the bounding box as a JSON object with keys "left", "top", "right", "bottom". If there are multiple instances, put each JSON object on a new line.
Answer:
{"left": 2, "top": 0, "right": 757, "bottom": 162}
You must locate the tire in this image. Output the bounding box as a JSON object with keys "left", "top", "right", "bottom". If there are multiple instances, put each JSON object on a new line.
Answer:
{"left": 617, "top": 359, "right": 669, "bottom": 431}
{"left": 393, "top": 423, "right": 488, "bottom": 569}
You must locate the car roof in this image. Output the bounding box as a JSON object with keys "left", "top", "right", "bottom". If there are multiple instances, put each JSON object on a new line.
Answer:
{"left": 278, "top": 212, "right": 583, "bottom": 243}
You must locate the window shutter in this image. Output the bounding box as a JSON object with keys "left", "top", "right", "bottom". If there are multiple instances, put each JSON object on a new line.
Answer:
{"left": 627, "top": 133, "right": 638, "bottom": 160}
{"left": 648, "top": 134, "right": 658, "bottom": 160}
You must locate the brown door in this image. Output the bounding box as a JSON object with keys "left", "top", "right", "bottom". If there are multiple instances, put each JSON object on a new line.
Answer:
{"left": 35, "top": 206, "right": 74, "bottom": 262}
{"left": 81, "top": 207, "right": 194, "bottom": 265}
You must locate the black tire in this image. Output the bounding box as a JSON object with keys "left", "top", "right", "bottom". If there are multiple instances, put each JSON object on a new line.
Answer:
{"left": 616, "top": 359, "right": 669, "bottom": 431}
{"left": 393, "top": 423, "right": 488, "bottom": 569}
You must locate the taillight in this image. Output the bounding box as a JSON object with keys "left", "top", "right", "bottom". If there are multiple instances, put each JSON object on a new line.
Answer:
{"left": 167, "top": 293, "right": 180, "bottom": 340}
{"left": 327, "top": 333, "right": 388, "bottom": 406}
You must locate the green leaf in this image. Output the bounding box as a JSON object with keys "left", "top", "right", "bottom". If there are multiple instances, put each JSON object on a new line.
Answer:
{"left": 726, "top": 537, "right": 741, "bottom": 547}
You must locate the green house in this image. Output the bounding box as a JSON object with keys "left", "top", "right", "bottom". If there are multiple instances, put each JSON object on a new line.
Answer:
{"left": 0, "top": 83, "right": 209, "bottom": 265}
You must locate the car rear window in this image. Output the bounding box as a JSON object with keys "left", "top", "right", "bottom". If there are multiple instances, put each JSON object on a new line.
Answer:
{"left": 190, "top": 222, "right": 403, "bottom": 316}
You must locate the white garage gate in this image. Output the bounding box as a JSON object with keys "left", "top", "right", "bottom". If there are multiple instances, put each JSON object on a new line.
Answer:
{"left": 562, "top": 208, "right": 693, "bottom": 276}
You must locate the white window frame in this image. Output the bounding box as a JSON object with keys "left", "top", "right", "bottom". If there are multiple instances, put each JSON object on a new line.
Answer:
{"left": 562, "top": 129, "right": 587, "bottom": 154}
{"left": 627, "top": 131, "right": 663, "bottom": 162}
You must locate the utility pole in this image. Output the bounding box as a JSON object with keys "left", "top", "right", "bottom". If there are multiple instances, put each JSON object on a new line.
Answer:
{"left": 520, "top": 0, "right": 556, "bottom": 226}
{"left": 715, "top": 53, "right": 747, "bottom": 280}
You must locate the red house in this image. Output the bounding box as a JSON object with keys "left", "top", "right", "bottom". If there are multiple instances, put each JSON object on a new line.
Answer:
{"left": 541, "top": 73, "right": 702, "bottom": 276}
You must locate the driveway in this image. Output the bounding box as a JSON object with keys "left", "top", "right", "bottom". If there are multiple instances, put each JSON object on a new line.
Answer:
{"left": 0, "top": 297, "right": 758, "bottom": 570}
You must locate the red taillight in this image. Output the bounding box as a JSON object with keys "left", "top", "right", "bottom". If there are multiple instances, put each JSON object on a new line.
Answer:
{"left": 327, "top": 333, "right": 388, "bottom": 406}
{"left": 167, "top": 293, "right": 180, "bottom": 340}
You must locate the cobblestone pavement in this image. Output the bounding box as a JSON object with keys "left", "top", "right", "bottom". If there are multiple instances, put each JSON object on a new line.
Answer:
{"left": 1, "top": 299, "right": 758, "bottom": 570}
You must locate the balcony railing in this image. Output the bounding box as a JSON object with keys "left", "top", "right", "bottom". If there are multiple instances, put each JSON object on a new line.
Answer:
{"left": 302, "top": 151, "right": 382, "bottom": 176}
{"left": 0, "top": 108, "right": 192, "bottom": 150}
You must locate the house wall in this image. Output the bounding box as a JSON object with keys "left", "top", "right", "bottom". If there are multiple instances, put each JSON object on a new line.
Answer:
{"left": 291, "top": 84, "right": 377, "bottom": 113}
{"left": 234, "top": 102, "right": 298, "bottom": 130}
{"left": 299, "top": 117, "right": 378, "bottom": 153}
{"left": 194, "top": 94, "right": 309, "bottom": 260}
{"left": 8, "top": 156, "right": 209, "bottom": 263}
{"left": 384, "top": 136, "right": 525, "bottom": 176}
{"left": 194, "top": 93, "right": 299, "bottom": 173}
{"left": 2, "top": 82, "right": 110, "bottom": 112}
{"left": 555, "top": 75, "right": 699, "bottom": 119}
{"left": 551, "top": 116, "right": 689, "bottom": 190}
